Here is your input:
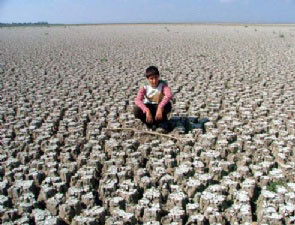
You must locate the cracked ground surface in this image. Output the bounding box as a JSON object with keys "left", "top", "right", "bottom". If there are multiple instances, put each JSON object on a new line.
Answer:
{"left": 1, "top": 24, "right": 295, "bottom": 225}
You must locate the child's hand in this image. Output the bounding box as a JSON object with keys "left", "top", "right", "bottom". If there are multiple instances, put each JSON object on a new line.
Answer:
{"left": 155, "top": 107, "right": 163, "bottom": 121}
{"left": 146, "top": 110, "right": 153, "bottom": 123}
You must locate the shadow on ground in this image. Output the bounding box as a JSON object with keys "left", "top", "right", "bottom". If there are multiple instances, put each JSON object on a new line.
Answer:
{"left": 166, "top": 116, "right": 209, "bottom": 134}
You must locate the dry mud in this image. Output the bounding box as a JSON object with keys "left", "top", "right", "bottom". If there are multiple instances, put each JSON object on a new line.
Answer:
{"left": 0, "top": 24, "right": 295, "bottom": 225}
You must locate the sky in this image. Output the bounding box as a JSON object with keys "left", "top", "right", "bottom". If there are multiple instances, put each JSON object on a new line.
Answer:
{"left": 0, "top": 0, "right": 295, "bottom": 24}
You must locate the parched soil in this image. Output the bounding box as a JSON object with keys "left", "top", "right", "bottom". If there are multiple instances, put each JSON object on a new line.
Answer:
{"left": 0, "top": 24, "right": 295, "bottom": 225}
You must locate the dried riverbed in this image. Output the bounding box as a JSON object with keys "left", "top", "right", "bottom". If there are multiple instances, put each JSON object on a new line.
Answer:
{"left": 1, "top": 24, "right": 295, "bottom": 224}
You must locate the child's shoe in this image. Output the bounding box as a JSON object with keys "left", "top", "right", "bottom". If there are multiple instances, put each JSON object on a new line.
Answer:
{"left": 157, "top": 121, "right": 171, "bottom": 133}
{"left": 151, "top": 124, "right": 157, "bottom": 131}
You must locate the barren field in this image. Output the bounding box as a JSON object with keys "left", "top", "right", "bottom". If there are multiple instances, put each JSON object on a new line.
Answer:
{"left": 1, "top": 24, "right": 295, "bottom": 225}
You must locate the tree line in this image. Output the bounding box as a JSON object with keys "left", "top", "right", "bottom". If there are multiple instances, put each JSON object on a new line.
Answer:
{"left": 0, "top": 22, "right": 49, "bottom": 27}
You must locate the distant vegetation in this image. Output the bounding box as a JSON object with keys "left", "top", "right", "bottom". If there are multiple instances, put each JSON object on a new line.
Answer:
{"left": 0, "top": 22, "right": 49, "bottom": 27}
{"left": 101, "top": 56, "right": 108, "bottom": 63}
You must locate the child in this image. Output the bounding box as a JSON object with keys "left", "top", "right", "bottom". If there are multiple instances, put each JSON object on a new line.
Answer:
{"left": 134, "top": 66, "right": 173, "bottom": 129}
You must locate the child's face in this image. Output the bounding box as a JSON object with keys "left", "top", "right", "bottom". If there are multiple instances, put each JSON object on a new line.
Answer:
{"left": 147, "top": 75, "right": 159, "bottom": 88}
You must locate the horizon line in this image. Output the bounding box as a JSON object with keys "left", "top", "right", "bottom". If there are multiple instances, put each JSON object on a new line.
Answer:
{"left": 1, "top": 21, "right": 295, "bottom": 26}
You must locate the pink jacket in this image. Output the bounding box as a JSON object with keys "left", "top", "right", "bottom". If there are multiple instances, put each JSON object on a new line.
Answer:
{"left": 135, "top": 84, "right": 172, "bottom": 113}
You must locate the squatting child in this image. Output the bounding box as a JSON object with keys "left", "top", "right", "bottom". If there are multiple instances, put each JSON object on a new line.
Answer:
{"left": 134, "top": 66, "right": 173, "bottom": 129}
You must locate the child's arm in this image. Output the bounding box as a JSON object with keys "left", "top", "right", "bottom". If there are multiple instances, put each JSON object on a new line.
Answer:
{"left": 158, "top": 85, "right": 172, "bottom": 109}
{"left": 135, "top": 87, "right": 149, "bottom": 113}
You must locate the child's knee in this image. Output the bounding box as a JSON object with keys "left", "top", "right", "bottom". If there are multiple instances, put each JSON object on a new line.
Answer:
{"left": 164, "top": 102, "right": 172, "bottom": 113}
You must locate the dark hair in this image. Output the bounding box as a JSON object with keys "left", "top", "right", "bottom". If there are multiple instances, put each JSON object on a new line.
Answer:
{"left": 145, "top": 66, "right": 159, "bottom": 78}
